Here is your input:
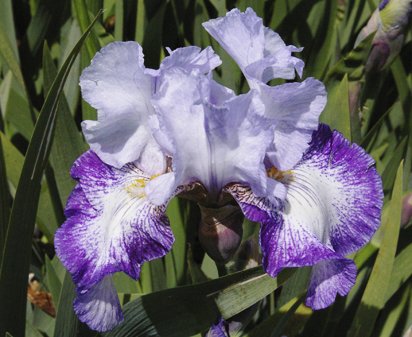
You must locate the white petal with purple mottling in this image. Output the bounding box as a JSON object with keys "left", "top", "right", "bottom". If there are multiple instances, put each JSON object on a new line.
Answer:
{"left": 306, "top": 258, "right": 357, "bottom": 309}
{"left": 260, "top": 124, "right": 382, "bottom": 308}
{"left": 55, "top": 151, "right": 174, "bottom": 294}
{"left": 73, "top": 276, "right": 123, "bottom": 332}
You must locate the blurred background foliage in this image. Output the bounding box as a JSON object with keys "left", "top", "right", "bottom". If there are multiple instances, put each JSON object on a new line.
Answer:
{"left": 0, "top": 0, "right": 411, "bottom": 336}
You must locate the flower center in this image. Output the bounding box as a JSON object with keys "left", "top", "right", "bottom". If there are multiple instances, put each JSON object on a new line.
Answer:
{"left": 125, "top": 174, "right": 160, "bottom": 198}
{"left": 267, "top": 166, "right": 293, "bottom": 182}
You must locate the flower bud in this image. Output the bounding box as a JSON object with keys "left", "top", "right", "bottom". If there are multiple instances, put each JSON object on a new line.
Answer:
{"left": 401, "top": 193, "right": 412, "bottom": 228}
{"left": 198, "top": 204, "right": 244, "bottom": 263}
{"left": 355, "top": 1, "right": 412, "bottom": 73}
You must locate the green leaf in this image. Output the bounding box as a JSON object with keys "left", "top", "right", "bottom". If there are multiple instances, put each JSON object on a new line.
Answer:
{"left": 276, "top": 267, "right": 311, "bottom": 309}
{"left": 381, "top": 137, "right": 407, "bottom": 191}
{"left": 0, "top": 20, "right": 26, "bottom": 92}
{"left": 269, "top": 297, "right": 305, "bottom": 337}
{"left": 0, "top": 12, "right": 101, "bottom": 337}
{"left": 59, "top": 19, "right": 82, "bottom": 114}
{"left": 53, "top": 272, "right": 80, "bottom": 337}
{"left": 325, "top": 34, "right": 374, "bottom": 82}
{"left": 0, "top": 132, "right": 58, "bottom": 241}
{"left": 135, "top": 0, "right": 147, "bottom": 44}
{"left": 305, "top": 0, "right": 338, "bottom": 79}
{"left": 379, "top": 285, "right": 410, "bottom": 337}
{"left": 208, "top": 0, "right": 226, "bottom": 16}
{"left": 348, "top": 161, "right": 403, "bottom": 337}
{"left": 26, "top": 0, "right": 69, "bottom": 56}
{"left": 43, "top": 43, "right": 87, "bottom": 204}
{"left": 0, "top": 136, "right": 10, "bottom": 250}
{"left": 114, "top": 0, "right": 124, "bottom": 40}
{"left": 74, "top": 0, "right": 102, "bottom": 59}
{"left": 385, "top": 243, "right": 412, "bottom": 303}
{"left": 141, "top": 0, "right": 167, "bottom": 69}
{"left": 321, "top": 74, "right": 351, "bottom": 140}
{"left": 0, "top": 0, "right": 19, "bottom": 61}
{"left": 44, "top": 255, "right": 63, "bottom": 308}
{"left": 1, "top": 72, "right": 34, "bottom": 140}
{"left": 213, "top": 268, "right": 298, "bottom": 320}
{"left": 165, "top": 198, "right": 188, "bottom": 287}
{"left": 106, "top": 267, "right": 294, "bottom": 337}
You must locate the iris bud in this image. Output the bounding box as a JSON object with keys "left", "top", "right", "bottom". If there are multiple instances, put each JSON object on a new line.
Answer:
{"left": 401, "top": 193, "right": 412, "bottom": 228}
{"left": 198, "top": 204, "right": 244, "bottom": 263}
{"left": 355, "top": 0, "right": 412, "bottom": 72}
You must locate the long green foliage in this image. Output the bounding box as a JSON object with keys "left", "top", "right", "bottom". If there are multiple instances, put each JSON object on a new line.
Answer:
{"left": 0, "top": 1, "right": 411, "bottom": 336}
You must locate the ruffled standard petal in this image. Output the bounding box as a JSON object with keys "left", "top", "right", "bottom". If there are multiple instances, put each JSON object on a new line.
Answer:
{"left": 160, "top": 46, "right": 222, "bottom": 75}
{"left": 80, "top": 42, "right": 159, "bottom": 168}
{"left": 55, "top": 151, "right": 174, "bottom": 293}
{"left": 260, "top": 124, "right": 382, "bottom": 307}
{"left": 260, "top": 78, "right": 327, "bottom": 170}
{"left": 74, "top": 276, "right": 123, "bottom": 332}
{"left": 150, "top": 69, "right": 212, "bottom": 201}
{"left": 202, "top": 87, "right": 275, "bottom": 199}
{"left": 203, "top": 8, "right": 303, "bottom": 86}
{"left": 151, "top": 69, "right": 282, "bottom": 204}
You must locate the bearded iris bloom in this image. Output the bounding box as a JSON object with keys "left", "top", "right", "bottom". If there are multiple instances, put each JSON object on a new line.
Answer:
{"left": 55, "top": 8, "right": 383, "bottom": 332}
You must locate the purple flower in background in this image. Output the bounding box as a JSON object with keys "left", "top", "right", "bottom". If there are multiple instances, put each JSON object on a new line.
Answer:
{"left": 54, "top": 7, "right": 383, "bottom": 332}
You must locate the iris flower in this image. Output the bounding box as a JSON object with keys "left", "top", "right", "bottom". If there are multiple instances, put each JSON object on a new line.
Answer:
{"left": 55, "top": 8, "right": 383, "bottom": 332}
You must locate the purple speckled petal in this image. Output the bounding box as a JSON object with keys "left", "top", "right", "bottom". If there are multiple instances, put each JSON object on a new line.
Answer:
{"left": 207, "top": 318, "right": 229, "bottom": 337}
{"left": 299, "top": 124, "right": 383, "bottom": 256}
{"left": 260, "top": 124, "right": 382, "bottom": 306}
{"left": 260, "top": 215, "right": 337, "bottom": 276}
{"left": 224, "top": 183, "right": 284, "bottom": 223}
{"left": 55, "top": 150, "right": 174, "bottom": 292}
{"left": 306, "top": 258, "right": 357, "bottom": 310}
{"left": 73, "top": 276, "right": 123, "bottom": 332}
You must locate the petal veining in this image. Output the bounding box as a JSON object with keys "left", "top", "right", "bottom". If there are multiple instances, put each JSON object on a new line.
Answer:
{"left": 55, "top": 151, "right": 174, "bottom": 292}
{"left": 73, "top": 276, "right": 123, "bottom": 332}
{"left": 260, "top": 124, "right": 382, "bottom": 307}
{"left": 306, "top": 258, "right": 357, "bottom": 309}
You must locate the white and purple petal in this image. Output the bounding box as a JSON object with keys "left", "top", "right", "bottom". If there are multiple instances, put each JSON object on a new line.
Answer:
{"left": 80, "top": 41, "right": 160, "bottom": 169}
{"left": 260, "top": 124, "right": 382, "bottom": 307}
{"left": 306, "top": 258, "right": 357, "bottom": 309}
{"left": 224, "top": 183, "right": 282, "bottom": 223}
{"left": 73, "top": 276, "right": 123, "bottom": 332}
{"left": 203, "top": 8, "right": 303, "bottom": 86}
{"left": 55, "top": 150, "right": 174, "bottom": 293}
{"left": 207, "top": 318, "right": 229, "bottom": 337}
